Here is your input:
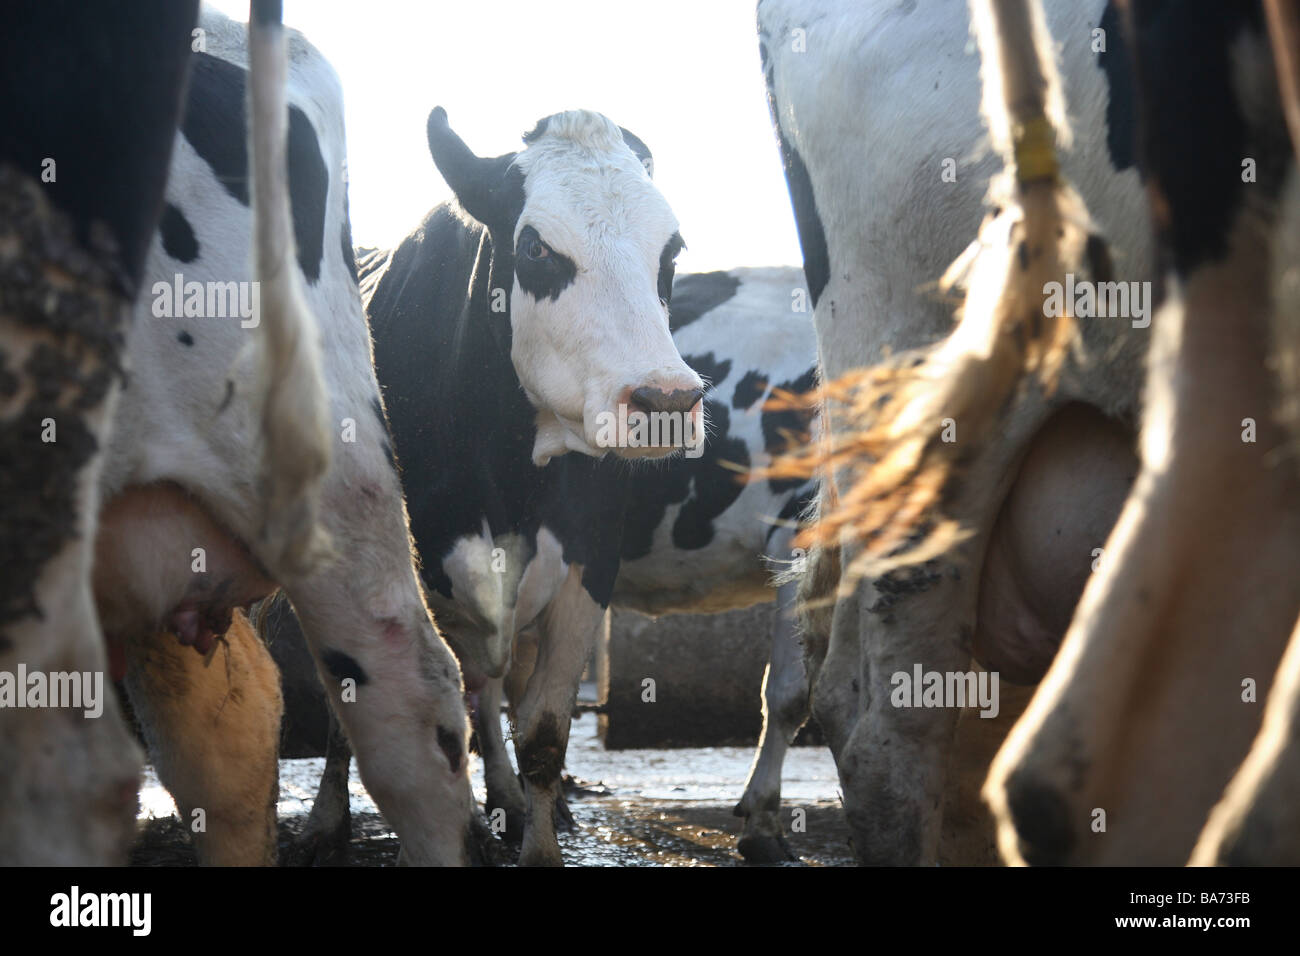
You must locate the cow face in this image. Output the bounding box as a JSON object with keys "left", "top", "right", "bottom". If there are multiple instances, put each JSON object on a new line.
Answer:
{"left": 426, "top": 107, "right": 704, "bottom": 465}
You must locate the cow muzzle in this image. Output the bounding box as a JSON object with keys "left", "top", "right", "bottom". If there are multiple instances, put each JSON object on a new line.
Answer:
{"left": 590, "top": 376, "right": 705, "bottom": 460}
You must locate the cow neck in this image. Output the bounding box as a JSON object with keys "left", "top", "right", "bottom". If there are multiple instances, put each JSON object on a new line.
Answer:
{"left": 366, "top": 203, "right": 542, "bottom": 553}
{"left": 366, "top": 202, "right": 632, "bottom": 609}
{"left": 471, "top": 220, "right": 634, "bottom": 609}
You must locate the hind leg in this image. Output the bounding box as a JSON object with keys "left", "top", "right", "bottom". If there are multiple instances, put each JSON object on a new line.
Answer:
{"left": 126, "top": 610, "right": 281, "bottom": 865}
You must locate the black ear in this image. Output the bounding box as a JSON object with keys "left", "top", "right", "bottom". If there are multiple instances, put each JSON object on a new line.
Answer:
{"left": 427, "top": 107, "right": 523, "bottom": 232}
{"left": 619, "top": 127, "right": 654, "bottom": 178}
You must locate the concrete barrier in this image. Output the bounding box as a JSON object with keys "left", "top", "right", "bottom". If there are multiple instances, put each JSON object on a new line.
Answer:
{"left": 258, "top": 594, "right": 819, "bottom": 756}
{"left": 598, "top": 603, "right": 788, "bottom": 749}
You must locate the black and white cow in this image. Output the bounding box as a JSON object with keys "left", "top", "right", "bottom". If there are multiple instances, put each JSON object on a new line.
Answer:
{"left": 473, "top": 265, "right": 822, "bottom": 862}
{"left": 89, "top": 6, "right": 473, "bottom": 865}
{"left": 759, "top": 0, "right": 1154, "bottom": 864}
{"left": 355, "top": 107, "right": 707, "bottom": 866}
{"left": 301, "top": 112, "right": 833, "bottom": 866}
{"left": 0, "top": 0, "right": 201, "bottom": 866}
{"left": 280, "top": 265, "right": 822, "bottom": 865}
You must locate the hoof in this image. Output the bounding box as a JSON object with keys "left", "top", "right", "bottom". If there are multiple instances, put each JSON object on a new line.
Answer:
{"left": 519, "top": 846, "right": 565, "bottom": 867}
{"left": 467, "top": 813, "right": 513, "bottom": 866}
{"left": 483, "top": 802, "right": 528, "bottom": 844}
{"left": 737, "top": 828, "right": 798, "bottom": 864}
{"left": 283, "top": 809, "right": 351, "bottom": 867}
{"left": 554, "top": 790, "right": 576, "bottom": 833}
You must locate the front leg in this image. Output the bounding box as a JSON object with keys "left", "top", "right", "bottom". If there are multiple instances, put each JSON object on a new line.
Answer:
{"left": 513, "top": 568, "right": 605, "bottom": 866}
{"left": 476, "top": 675, "right": 526, "bottom": 840}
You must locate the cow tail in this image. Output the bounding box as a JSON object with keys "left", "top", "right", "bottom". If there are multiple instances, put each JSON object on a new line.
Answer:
{"left": 791, "top": 0, "right": 1099, "bottom": 583}
{"left": 247, "top": 0, "right": 334, "bottom": 579}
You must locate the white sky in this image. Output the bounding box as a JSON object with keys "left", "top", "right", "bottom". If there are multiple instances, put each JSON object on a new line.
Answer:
{"left": 209, "top": 0, "right": 803, "bottom": 272}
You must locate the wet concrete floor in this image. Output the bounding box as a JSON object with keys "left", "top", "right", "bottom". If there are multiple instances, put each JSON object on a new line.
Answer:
{"left": 132, "top": 714, "right": 854, "bottom": 867}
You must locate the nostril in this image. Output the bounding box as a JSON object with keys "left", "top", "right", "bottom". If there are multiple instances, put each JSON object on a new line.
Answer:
{"left": 437, "top": 725, "right": 464, "bottom": 774}
{"left": 630, "top": 386, "right": 704, "bottom": 415}
{"left": 627, "top": 388, "right": 654, "bottom": 417}
{"left": 1005, "top": 772, "right": 1075, "bottom": 865}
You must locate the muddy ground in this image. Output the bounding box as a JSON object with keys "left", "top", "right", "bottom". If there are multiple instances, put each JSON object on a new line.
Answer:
{"left": 131, "top": 714, "right": 854, "bottom": 867}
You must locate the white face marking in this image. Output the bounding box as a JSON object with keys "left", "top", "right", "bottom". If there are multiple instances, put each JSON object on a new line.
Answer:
{"left": 506, "top": 112, "right": 703, "bottom": 464}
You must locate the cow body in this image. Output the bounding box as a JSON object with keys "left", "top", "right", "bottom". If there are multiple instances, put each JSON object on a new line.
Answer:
{"left": 759, "top": 0, "right": 1153, "bottom": 863}
{"left": 616, "top": 267, "right": 821, "bottom": 862}
{"left": 96, "top": 7, "right": 472, "bottom": 865}
{"left": 616, "top": 267, "right": 818, "bottom": 616}
{"left": 985, "top": 0, "right": 1300, "bottom": 865}
{"left": 0, "top": 0, "right": 200, "bottom": 866}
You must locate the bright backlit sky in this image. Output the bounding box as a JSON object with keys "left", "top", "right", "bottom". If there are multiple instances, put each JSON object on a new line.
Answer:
{"left": 210, "top": 0, "right": 803, "bottom": 272}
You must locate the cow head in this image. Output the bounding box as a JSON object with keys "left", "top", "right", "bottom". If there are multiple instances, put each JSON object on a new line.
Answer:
{"left": 426, "top": 107, "right": 704, "bottom": 465}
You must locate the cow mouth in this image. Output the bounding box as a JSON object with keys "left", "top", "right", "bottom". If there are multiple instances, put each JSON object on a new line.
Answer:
{"left": 530, "top": 399, "right": 706, "bottom": 466}
{"left": 600, "top": 398, "right": 705, "bottom": 460}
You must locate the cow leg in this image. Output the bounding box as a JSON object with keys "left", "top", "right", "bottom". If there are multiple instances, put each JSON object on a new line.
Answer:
{"left": 939, "top": 676, "right": 1035, "bottom": 865}
{"left": 0, "top": 179, "right": 147, "bottom": 865}
{"left": 735, "top": 575, "right": 808, "bottom": 863}
{"left": 503, "top": 624, "right": 576, "bottom": 833}
{"left": 0, "top": 336, "right": 140, "bottom": 865}
{"left": 1192, "top": 611, "right": 1300, "bottom": 865}
{"left": 125, "top": 610, "right": 280, "bottom": 865}
{"left": 286, "top": 572, "right": 471, "bottom": 866}
{"left": 986, "top": 288, "right": 1300, "bottom": 863}
{"left": 835, "top": 560, "right": 980, "bottom": 865}
{"left": 813, "top": 602, "right": 864, "bottom": 769}
{"left": 1, "top": 0, "right": 197, "bottom": 864}
{"left": 801, "top": 539, "right": 857, "bottom": 762}
{"left": 1, "top": 0, "right": 198, "bottom": 860}
{"left": 514, "top": 569, "right": 602, "bottom": 866}
{"left": 477, "top": 675, "right": 527, "bottom": 841}
{"left": 286, "top": 709, "right": 353, "bottom": 866}
{"left": 833, "top": 396, "right": 1093, "bottom": 865}
{"left": 984, "top": 15, "right": 1300, "bottom": 859}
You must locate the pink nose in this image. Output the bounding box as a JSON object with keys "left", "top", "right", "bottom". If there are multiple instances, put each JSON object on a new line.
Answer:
{"left": 627, "top": 385, "right": 703, "bottom": 416}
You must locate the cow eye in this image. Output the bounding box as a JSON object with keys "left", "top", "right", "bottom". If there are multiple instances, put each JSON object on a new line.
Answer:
{"left": 658, "top": 232, "right": 685, "bottom": 307}
{"left": 518, "top": 227, "right": 552, "bottom": 262}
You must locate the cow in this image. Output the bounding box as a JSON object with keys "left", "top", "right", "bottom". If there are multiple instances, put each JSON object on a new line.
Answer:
{"left": 89, "top": 5, "right": 473, "bottom": 865}
{"left": 758, "top": 0, "right": 1154, "bottom": 863}
{"left": 122, "top": 608, "right": 282, "bottom": 865}
{"left": 618, "top": 267, "right": 820, "bottom": 862}
{"left": 980, "top": 0, "right": 1300, "bottom": 865}
{"left": 455, "top": 265, "right": 822, "bottom": 863}
{"left": 353, "top": 107, "right": 709, "bottom": 867}
{"left": 283, "top": 265, "right": 823, "bottom": 865}
{"left": 0, "top": 0, "right": 201, "bottom": 866}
